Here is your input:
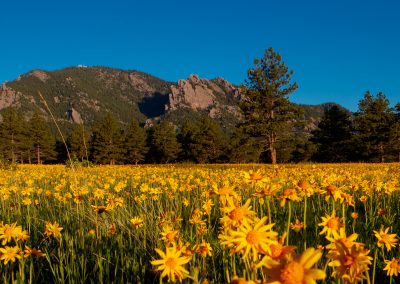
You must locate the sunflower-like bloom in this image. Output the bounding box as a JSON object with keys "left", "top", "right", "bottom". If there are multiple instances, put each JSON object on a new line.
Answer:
{"left": 44, "top": 222, "right": 63, "bottom": 238}
{"left": 243, "top": 170, "right": 267, "bottom": 185}
{"left": 384, "top": 258, "right": 400, "bottom": 277}
{"left": 160, "top": 226, "right": 179, "bottom": 245}
{"left": 263, "top": 247, "right": 326, "bottom": 284}
{"left": 220, "top": 199, "right": 256, "bottom": 228}
{"left": 220, "top": 216, "right": 278, "bottom": 262}
{"left": 0, "top": 222, "right": 23, "bottom": 245}
{"left": 194, "top": 240, "right": 213, "bottom": 257}
{"left": 326, "top": 228, "right": 360, "bottom": 254}
{"left": 277, "top": 188, "right": 301, "bottom": 208}
{"left": 318, "top": 211, "right": 343, "bottom": 238}
{"left": 327, "top": 240, "right": 372, "bottom": 283}
{"left": 130, "top": 217, "right": 144, "bottom": 229}
{"left": 0, "top": 245, "right": 22, "bottom": 264}
{"left": 373, "top": 226, "right": 398, "bottom": 251}
{"left": 24, "top": 246, "right": 46, "bottom": 257}
{"left": 151, "top": 243, "right": 192, "bottom": 283}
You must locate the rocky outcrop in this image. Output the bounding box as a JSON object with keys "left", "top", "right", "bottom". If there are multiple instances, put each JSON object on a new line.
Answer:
{"left": 67, "top": 107, "right": 84, "bottom": 124}
{"left": 30, "top": 70, "right": 50, "bottom": 82}
{"left": 165, "top": 74, "right": 241, "bottom": 119}
{"left": 0, "top": 84, "right": 22, "bottom": 109}
{"left": 167, "top": 74, "right": 216, "bottom": 110}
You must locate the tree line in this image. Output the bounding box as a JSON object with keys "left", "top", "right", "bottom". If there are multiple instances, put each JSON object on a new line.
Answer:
{"left": 1, "top": 48, "right": 399, "bottom": 164}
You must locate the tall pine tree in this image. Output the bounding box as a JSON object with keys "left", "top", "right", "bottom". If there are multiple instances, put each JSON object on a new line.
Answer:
{"left": 67, "top": 123, "right": 90, "bottom": 162}
{"left": 28, "top": 110, "right": 56, "bottom": 164}
{"left": 311, "top": 105, "right": 353, "bottom": 162}
{"left": 124, "top": 119, "right": 148, "bottom": 165}
{"left": 0, "top": 108, "right": 25, "bottom": 162}
{"left": 91, "top": 113, "right": 125, "bottom": 165}
{"left": 353, "top": 92, "right": 394, "bottom": 162}
{"left": 148, "top": 121, "right": 180, "bottom": 163}
{"left": 240, "top": 47, "right": 299, "bottom": 164}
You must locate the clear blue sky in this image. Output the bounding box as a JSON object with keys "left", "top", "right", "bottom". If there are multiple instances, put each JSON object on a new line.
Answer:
{"left": 1, "top": 0, "right": 399, "bottom": 111}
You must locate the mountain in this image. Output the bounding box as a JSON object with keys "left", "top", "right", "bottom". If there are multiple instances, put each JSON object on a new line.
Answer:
{"left": 0, "top": 66, "right": 340, "bottom": 133}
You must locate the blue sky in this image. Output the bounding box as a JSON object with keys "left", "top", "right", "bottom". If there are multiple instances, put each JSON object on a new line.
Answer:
{"left": 1, "top": 0, "right": 399, "bottom": 111}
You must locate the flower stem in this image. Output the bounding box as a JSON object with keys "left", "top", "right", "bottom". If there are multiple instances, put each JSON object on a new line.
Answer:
{"left": 286, "top": 202, "right": 291, "bottom": 246}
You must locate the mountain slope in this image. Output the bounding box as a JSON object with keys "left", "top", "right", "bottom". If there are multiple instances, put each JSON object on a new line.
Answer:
{"left": 0, "top": 66, "right": 342, "bottom": 133}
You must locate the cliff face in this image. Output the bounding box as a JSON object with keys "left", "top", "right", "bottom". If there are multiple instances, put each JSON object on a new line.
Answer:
{"left": 166, "top": 74, "right": 241, "bottom": 119}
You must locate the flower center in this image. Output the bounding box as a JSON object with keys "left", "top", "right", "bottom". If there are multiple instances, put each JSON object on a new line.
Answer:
{"left": 343, "top": 255, "right": 355, "bottom": 267}
{"left": 250, "top": 173, "right": 262, "bottom": 181}
{"left": 390, "top": 260, "right": 399, "bottom": 268}
{"left": 166, "top": 232, "right": 175, "bottom": 242}
{"left": 229, "top": 208, "right": 244, "bottom": 221}
{"left": 280, "top": 261, "right": 305, "bottom": 284}
{"left": 165, "top": 257, "right": 177, "bottom": 269}
{"left": 327, "top": 218, "right": 340, "bottom": 230}
{"left": 246, "top": 231, "right": 260, "bottom": 245}
{"left": 270, "top": 243, "right": 283, "bottom": 258}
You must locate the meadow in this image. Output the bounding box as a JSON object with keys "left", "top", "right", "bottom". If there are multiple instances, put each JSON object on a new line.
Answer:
{"left": 0, "top": 163, "right": 399, "bottom": 283}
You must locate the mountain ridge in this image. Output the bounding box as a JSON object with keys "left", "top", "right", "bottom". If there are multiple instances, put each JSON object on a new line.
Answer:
{"left": 0, "top": 66, "right": 346, "bottom": 133}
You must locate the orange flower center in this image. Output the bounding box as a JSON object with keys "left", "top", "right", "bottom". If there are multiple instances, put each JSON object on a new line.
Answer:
{"left": 327, "top": 217, "right": 341, "bottom": 230}
{"left": 3, "top": 228, "right": 13, "bottom": 237}
{"left": 343, "top": 255, "right": 355, "bottom": 267}
{"left": 229, "top": 208, "right": 244, "bottom": 221}
{"left": 298, "top": 180, "right": 309, "bottom": 190}
{"left": 166, "top": 232, "right": 175, "bottom": 242}
{"left": 280, "top": 261, "right": 305, "bottom": 284}
{"left": 390, "top": 260, "right": 399, "bottom": 268}
{"left": 165, "top": 257, "right": 177, "bottom": 269}
{"left": 327, "top": 185, "right": 337, "bottom": 195}
{"left": 250, "top": 173, "right": 263, "bottom": 181}
{"left": 270, "top": 243, "right": 283, "bottom": 258}
{"left": 246, "top": 231, "right": 260, "bottom": 245}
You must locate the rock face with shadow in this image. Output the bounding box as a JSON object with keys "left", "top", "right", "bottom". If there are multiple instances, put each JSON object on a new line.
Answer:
{"left": 165, "top": 74, "right": 241, "bottom": 119}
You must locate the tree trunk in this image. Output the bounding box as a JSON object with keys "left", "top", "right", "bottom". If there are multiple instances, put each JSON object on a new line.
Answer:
{"left": 379, "top": 143, "right": 384, "bottom": 163}
{"left": 268, "top": 133, "right": 277, "bottom": 164}
{"left": 37, "top": 145, "right": 41, "bottom": 164}
{"left": 270, "top": 146, "right": 277, "bottom": 164}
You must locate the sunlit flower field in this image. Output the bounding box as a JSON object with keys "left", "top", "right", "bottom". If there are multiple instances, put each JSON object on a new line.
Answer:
{"left": 1, "top": 163, "right": 399, "bottom": 283}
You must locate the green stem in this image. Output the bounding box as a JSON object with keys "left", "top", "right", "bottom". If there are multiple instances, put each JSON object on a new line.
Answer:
{"left": 286, "top": 202, "right": 291, "bottom": 246}
{"left": 303, "top": 197, "right": 307, "bottom": 250}
{"left": 372, "top": 248, "right": 378, "bottom": 284}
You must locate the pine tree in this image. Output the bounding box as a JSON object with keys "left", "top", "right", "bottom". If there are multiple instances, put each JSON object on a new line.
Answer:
{"left": 124, "top": 119, "right": 148, "bottom": 165}
{"left": 149, "top": 121, "right": 180, "bottom": 163}
{"left": 240, "top": 47, "right": 299, "bottom": 164}
{"left": 28, "top": 111, "right": 56, "bottom": 164}
{"left": 388, "top": 103, "right": 400, "bottom": 162}
{"left": 0, "top": 108, "right": 25, "bottom": 162}
{"left": 67, "top": 123, "right": 90, "bottom": 162}
{"left": 91, "top": 113, "right": 125, "bottom": 165}
{"left": 191, "top": 117, "right": 228, "bottom": 163}
{"left": 311, "top": 105, "right": 353, "bottom": 162}
{"left": 229, "top": 126, "right": 262, "bottom": 163}
{"left": 178, "top": 120, "right": 201, "bottom": 162}
{"left": 353, "top": 92, "right": 394, "bottom": 162}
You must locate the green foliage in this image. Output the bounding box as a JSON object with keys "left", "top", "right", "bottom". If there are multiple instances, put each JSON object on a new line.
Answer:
{"left": 28, "top": 110, "right": 56, "bottom": 164}
{"left": 311, "top": 105, "right": 353, "bottom": 162}
{"left": 0, "top": 108, "right": 26, "bottom": 162}
{"left": 228, "top": 126, "right": 262, "bottom": 163}
{"left": 353, "top": 92, "right": 395, "bottom": 162}
{"left": 240, "top": 47, "right": 300, "bottom": 164}
{"left": 124, "top": 119, "right": 148, "bottom": 164}
{"left": 91, "top": 113, "right": 125, "bottom": 164}
{"left": 66, "top": 124, "right": 90, "bottom": 162}
{"left": 178, "top": 117, "right": 229, "bottom": 163}
{"left": 148, "top": 121, "right": 180, "bottom": 163}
